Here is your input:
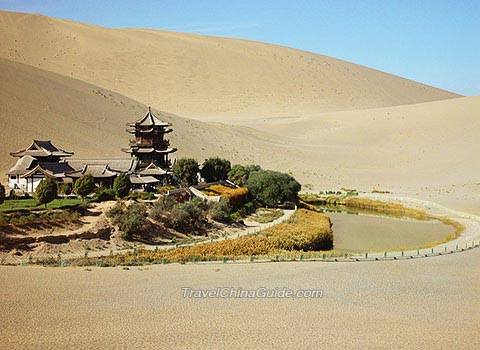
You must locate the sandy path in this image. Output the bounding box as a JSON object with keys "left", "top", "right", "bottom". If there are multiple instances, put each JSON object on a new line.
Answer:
{"left": 1, "top": 247, "right": 479, "bottom": 349}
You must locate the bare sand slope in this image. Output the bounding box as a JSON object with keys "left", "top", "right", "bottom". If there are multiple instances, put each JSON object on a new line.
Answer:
{"left": 247, "top": 96, "right": 480, "bottom": 212}
{"left": 1, "top": 248, "right": 479, "bottom": 349}
{"left": 0, "top": 10, "right": 460, "bottom": 123}
{"left": 0, "top": 58, "right": 291, "bottom": 175}
{"left": 0, "top": 58, "right": 478, "bottom": 212}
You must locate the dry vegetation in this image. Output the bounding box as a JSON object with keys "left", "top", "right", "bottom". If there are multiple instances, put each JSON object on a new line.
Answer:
{"left": 250, "top": 208, "right": 283, "bottom": 223}
{"left": 303, "top": 195, "right": 430, "bottom": 220}
{"left": 70, "top": 209, "right": 333, "bottom": 264}
{"left": 302, "top": 194, "right": 465, "bottom": 246}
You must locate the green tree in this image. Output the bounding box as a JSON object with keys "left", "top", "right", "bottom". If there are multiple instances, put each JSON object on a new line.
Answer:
{"left": 113, "top": 173, "right": 131, "bottom": 198}
{"left": 245, "top": 170, "right": 301, "bottom": 206}
{"left": 228, "top": 164, "right": 262, "bottom": 186}
{"left": 59, "top": 183, "right": 72, "bottom": 196}
{"left": 34, "top": 178, "right": 58, "bottom": 209}
{"left": 200, "top": 157, "right": 231, "bottom": 183}
{"left": 0, "top": 183, "right": 5, "bottom": 205}
{"left": 74, "top": 174, "right": 95, "bottom": 200}
{"left": 172, "top": 158, "right": 199, "bottom": 187}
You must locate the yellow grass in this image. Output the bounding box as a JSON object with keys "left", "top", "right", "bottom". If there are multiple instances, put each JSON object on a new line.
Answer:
{"left": 81, "top": 209, "right": 333, "bottom": 263}
{"left": 202, "top": 185, "right": 248, "bottom": 198}
{"left": 302, "top": 195, "right": 430, "bottom": 220}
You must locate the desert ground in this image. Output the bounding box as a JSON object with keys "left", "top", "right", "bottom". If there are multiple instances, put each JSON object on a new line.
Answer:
{"left": 1, "top": 248, "right": 479, "bottom": 349}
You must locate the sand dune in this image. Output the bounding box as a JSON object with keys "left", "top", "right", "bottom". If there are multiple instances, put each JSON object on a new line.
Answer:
{"left": 0, "top": 10, "right": 477, "bottom": 212}
{"left": 0, "top": 58, "right": 290, "bottom": 176}
{"left": 0, "top": 10, "right": 460, "bottom": 123}
{"left": 0, "top": 57, "right": 479, "bottom": 212}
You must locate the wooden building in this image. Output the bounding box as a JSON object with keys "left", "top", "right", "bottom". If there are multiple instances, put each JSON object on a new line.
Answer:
{"left": 6, "top": 108, "right": 178, "bottom": 193}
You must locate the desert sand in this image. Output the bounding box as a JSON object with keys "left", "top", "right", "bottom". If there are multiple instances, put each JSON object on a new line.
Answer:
{"left": 1, "top": 57, "right": 478, "bottom": 213}
{"left": 1, "top": 248, "right": 479, "bottom": 349}
{"left": 0, "top": 10, "right": 459, "bottom": 123}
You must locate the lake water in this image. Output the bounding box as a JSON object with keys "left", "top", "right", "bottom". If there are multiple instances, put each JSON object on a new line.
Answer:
{"left": 317, "top": 207, "right": 454, "bottom": 252}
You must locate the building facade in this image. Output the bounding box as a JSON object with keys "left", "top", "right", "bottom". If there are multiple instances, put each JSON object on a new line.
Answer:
{"left": 6, "top": 108, "right": 177, "bottom": 193}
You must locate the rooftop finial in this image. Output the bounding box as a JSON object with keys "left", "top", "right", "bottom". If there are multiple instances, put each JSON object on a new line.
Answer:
{"left": 148, "top": 106, "right": 151, "bottom": 114}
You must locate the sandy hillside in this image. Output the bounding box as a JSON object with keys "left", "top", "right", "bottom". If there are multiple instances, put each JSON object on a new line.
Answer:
{"left": 1, "top": 57, "right": 479, "bottom": 212}
{"left": 0, "top": 10, "right": 460, "bottom": 123}
{"left": 0, "top": 58, "right": 291, "bottom": 175}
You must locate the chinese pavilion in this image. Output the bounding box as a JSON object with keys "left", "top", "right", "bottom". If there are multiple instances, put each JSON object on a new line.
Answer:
{"left": 122, "top": 106, "right": 177, "bottom": 176}
{"left": 6, "top": 107, "right": 177, "bottom": 193}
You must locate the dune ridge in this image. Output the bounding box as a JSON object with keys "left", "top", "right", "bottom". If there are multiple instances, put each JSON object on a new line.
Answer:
{"left": 0, "top": 10, "right": 460, "bottom": 123}
{"left": 1, "top": 57, "right": 479, "bottom": 212}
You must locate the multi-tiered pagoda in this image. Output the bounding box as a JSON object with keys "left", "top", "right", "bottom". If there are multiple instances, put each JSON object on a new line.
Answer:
{"left": 123, "top": 107, "right": 177, "bottom": 185}
{"left": 6, "top": 107, "right": 178, "bottom": 193}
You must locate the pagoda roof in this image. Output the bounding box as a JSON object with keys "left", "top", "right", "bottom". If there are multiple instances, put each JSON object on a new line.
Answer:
{"left": 126, "top": 127, "right": 173, "bottom": 134}
{"left": 127, "top": 107, "right": 170, "bottom": 128}
{"left": 123, "top": 147, "right": 177, "bottom": 154}
{"left": 129, "top": 176, "right": 161, "bottom": 185}
{"left": 20, "top": 162, "right": 74, "bottom": 179}
{"left": 7, "top": 155, "right": 36, "bottom": 175}
{"left": 134, "top": 163, "right": 168, "bottom": 176}
{"left": 67, "top": 164, "right": 118, "bottom": 179}
{"left": 10, "top": 140, "right": 74, "bottom": 158}
{"left": 67, "top": 158, "right": 138, "bottom": 173}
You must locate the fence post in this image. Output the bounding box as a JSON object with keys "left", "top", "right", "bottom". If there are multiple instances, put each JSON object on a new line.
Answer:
{"left": 365, "top": 252, "right": 368, "bottom": 259}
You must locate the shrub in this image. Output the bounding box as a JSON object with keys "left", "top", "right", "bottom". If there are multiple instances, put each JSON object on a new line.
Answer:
{"left": 164, "top": 198, "right": 207, "bottom": 231}
{"left": 59, "top": 183, "right": 72, "bottom": 196}
{"left": 208, "top": 198, "right": 231, "bottom": 223}
{"left": 237, "top": 201, "right": 257, "bottom": 217}
{"left": 202, "top": 184, "right": 249, "bottom": 210}
{"left": 74, "top": 175, "right": 95, "bottom": 199}
{"left": 93, "top": 188, "right": 116, "bottom": 202}
{"left": 34, "top": 178, "right": 58, "bottom": 208}
{"left": 106, "top": 202, "right": 125, "bottom": 220}
{"left": 172, "top": 158, "right": 199, "bottom": 187}
{"left": 113, "top": 174, "right": 131, "bottom": 198}
{"left": 107, "top": 203, "right": 148, "bottom": 239}
{"left": 167, "top": 207, "right": 192, "bottom": 231}
{"left": 0, "top": 183, "right": 5, "bottom": 205}
{"left": 200, "top": 157, "right": 231, "bottom": 182}
{"left": 178, "top": 200, "right": 204, "bottom": 226}
{"left": 228, "top": 164, "right": 262, "bottom": 186}
{"left": 155, "top": 196, "right": 176, "bottom": 211}
{"left": 245, "top": 170, "right": 301, "bottom": 206}
{"left": 8, "top": 189, "right": 17, "bottom": 200}
{"left": 104, "top": 209, "right": 333, "bottom": 262}
{"left": 128, "top": 191, "right": 156, "bottom": 200}
{"left": 118, "top": 203, "right": 148, "bottom": 239}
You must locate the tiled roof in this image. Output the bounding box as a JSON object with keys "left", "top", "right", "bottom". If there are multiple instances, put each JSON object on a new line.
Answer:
{"left": 127, "top": 107, "right": 170, "bottom": 128}
{"left": 10, "top": 140, "right": 73, "bottom": 158}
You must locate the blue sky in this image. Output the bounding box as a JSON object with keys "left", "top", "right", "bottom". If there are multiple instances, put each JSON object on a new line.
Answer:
{"left": 1, "top": 0, "right": 478, "bottom": 95}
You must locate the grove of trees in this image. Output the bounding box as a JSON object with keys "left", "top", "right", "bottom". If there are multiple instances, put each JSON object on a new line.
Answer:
{"left": 200, "top": 157, "right": 231, "bottom": 182}
{"left": 172, "top": 158, "right": 200, "bottom": 187}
